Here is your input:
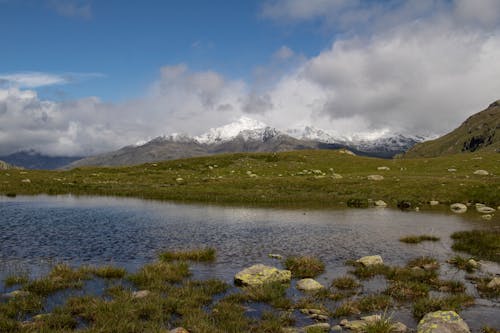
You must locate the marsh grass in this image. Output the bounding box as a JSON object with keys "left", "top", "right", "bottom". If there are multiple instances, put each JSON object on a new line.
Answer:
{"left": 350, "top": 264, "right": 392, "bottom": 280}
{"left": 91, "top": 265, "right": 127, "bottom": 279}
{"left": 451, "top": 230, "right": 500, "bottom": 263}
{"left": 284, "top": 256, "right": 325, "bottom": 278}
{"left": 24, "top": 263, "right": 92, "bottom": 296}
{"left": 128, "top": 261, "right": 190, "bottom": 291}
{"left": 362, "top": 314, "right": 397, "bottom": 333}
{"left": 357, "top": 294, "right": 392, "bottom": 313}
{"left": 3, "top": 274, "right": 29, "bottom": 288}
{"left": 159, "top": 247, "right": 216, "bottom": 262}
{"left": 448, "top": 256, "right": 478, "bottom": 272}
{"left": 412, "top": 294, "right": 474, "bottom": 319}
{"left": 331, "top": 300, "right": 361, "bottom": 317}
{"left": 242, "top": 282, "right": 292, "bottom": 309}
{"left": 474, "top": 278, "right": 500, "bottom": 298}
{"left": 399, "top": 235, "right": 440, "bottom": 244}
{"left": 331, "top": 276, "right": 360, "bottom": 290}
{"left": 385, "top": 281, "right": 430, "bottom": 301}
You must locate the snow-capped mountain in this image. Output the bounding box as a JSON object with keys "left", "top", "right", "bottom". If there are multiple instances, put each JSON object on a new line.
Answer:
{"left": 66, "top": 116, "right": 426, "bottom": 168}
{"left": 195, "top": 117, "right": 268, "bottom": 143}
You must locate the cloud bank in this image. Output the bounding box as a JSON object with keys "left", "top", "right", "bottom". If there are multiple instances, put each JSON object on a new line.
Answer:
{"left": 1, "top": 0, "right": 500, "bottom": 156}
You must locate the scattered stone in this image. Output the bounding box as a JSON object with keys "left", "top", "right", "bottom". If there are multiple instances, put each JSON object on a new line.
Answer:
{"left": 448, "top": 168, "right": 457, "bottom": 172}
{"left": 309, "top": 313, "right": 329, "bottom": 321}
{"left": 417, "top": 311, "right": 470, "bottom": 333}
{"left": 429, "top": 200, "right": 440, "bottom": 206}
{"left": 303, "top": 323, "right": 330, "bottom": 332}
{"left": 332, "top": 325, "right": 342, "bottom": 332}
{"left": 392, "top": 322, "right": 408, "bottom": 333}
{"left": 176, "top": 177, "right": 184, "bottom": 182}
{"left": 169, "top": 328, "right": 190, "bottom": 333}
{"left": 487, "top": 277, "right": 500, "bottom": 289}
{"left": 338, "top": 149, "right": 355, "bottom": 156}
{"left": 481, "top": 214, "right": 493, "bottom": 221}
{"left": 477, "top": 206, "right": 496, "bottom": 213}
{"left": 296, "top": 278, "right": 324, "bottom": 291}
{"left": 374, "top": 200, "right": 387, "bottom": 207}
{"left": 450, "top": 203, "right": 467, "bottom": 213}
{"left": 361, "top": 314, "right": 381, "bottom": 323}
{"left": 473, "top": 170, "right": 489, "bottom": 176}
{"left": 377, "top": 166, "right": 390, "bottom": 171}
{"left": 2, "top": 290, "right": 30, "bottom": 299}
{"left": 21, "top": 178, "right": 31, "bottom": 183}
{"left": 132, "top": 290, "right": 151, "bottom": 299}
{"left": 467, "top": 259, "right": 479, "bottom": 269}
{"left": 268, "top": 253, "right": 283, "bottom": 260}
{"left": 331, "top": 173, "right": 343, "bottom": 179}
{"left": 300, "top": 308, "right": 328, "bottom": 316}
{"left": 367, "top": 175, "right": 384, "bottom": 181}
{"left": 234, "top": 264, "right": 291, "bottom": 286}
{"left": 356, "top": 255, "right": 383, "bottom": 267}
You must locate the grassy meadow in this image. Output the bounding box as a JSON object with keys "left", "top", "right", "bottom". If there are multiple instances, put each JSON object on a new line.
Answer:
{"left": 0, "top": 150, "right": 498, "bottom": 209}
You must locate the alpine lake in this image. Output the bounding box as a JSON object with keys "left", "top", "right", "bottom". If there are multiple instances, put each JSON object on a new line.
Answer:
{"left": 1, "top": 195, "right": 499, "bottom": 332}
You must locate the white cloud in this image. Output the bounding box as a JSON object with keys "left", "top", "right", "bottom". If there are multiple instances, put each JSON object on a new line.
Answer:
{"left": 273, "top": 46, "right": 295, "bottom": 60}
{"left": 0, "top": 72, "right": 67, "bottom": 88}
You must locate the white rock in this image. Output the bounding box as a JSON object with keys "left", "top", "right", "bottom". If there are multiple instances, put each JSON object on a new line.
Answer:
{"left": 473, "top": 170, "right": 489, "bottom": 176}
{"left": 356, "top": 255, "right": 383, "bottom": 266}
{"left": 450, "top": 203, "right": 467, "bottom": 213}
{"left": 132, "top": 290, "right": 151, "bottom": 299}
{"left": 429, "top": 200, "right": 439, "bottom": 206}
{"left": 296, "top": 278, "right": 324, "bottom": 291}
{"left": 477, "top": 206, "right": 496, "bottom": 213}
{"left": 367, "top": 175, "right": 384, "bottom": 181}
{"left": 377, "top": 166, "right": 390, "bottom": 171}
{"left": 448, "top": 168, "right": 457, "bottom": 172}
{"left": 375, "top": 200, "right": 387, "bottom": 207}
{"left": 487, "top": 277, "right": 500, "bottom": 289}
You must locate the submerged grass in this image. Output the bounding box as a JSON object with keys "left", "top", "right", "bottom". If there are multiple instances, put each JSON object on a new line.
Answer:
{"left": 399, "top": 235, "right": 440, "bottom": 244}
{"left": 451, "top": 230, "right": 500, "bottom": 263}
{"left": 159, "top": 247, "right": 216, "bottom": 262}
{"left": 412, "top": 294, "right": 475, "bottom": 320}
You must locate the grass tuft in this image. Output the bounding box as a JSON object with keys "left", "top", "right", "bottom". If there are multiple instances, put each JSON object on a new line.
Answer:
{"left": 284, "top": 255, "right": 325, "bottom": 278}
{"left": 399, "top": 235, "right": 440, "bottom": 244}
{"left": 451, "top": 230, "right": 500, "bottom": 263}
{"left": 412, "top": 294, "right": 474, "bottom": 319}
{"left": 159, "top": 247, "right": 216, "bottom": 262}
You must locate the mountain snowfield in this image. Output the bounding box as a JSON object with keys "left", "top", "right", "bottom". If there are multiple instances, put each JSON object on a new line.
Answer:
{"left": 143, "top": 116, "right": 426, "bottom": 151}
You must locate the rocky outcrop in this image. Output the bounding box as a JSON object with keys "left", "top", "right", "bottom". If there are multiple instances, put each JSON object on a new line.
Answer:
{"left": 417, "top": 311, "right": 470, "bottom": 333}
{"left": 234, "top": 264, "right": 291, "bottom": 286}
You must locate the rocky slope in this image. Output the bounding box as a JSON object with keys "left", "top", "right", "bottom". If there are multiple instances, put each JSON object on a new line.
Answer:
{"left": 0, "top": 160, "right": 15, "bottom": 170}
{"left": 405, "top": 101, "right": 500, "bottom": 158}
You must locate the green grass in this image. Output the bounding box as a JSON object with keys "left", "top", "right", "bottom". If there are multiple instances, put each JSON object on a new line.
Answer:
{"left": 159, "top": 247, "right": 216, "bottom": 262}
{"left": 331, "top": 276, "right": 360, "bottom": 290}
{"left": 128, "top": 261, "right": 190, "bottom": 291}
{"left": 451, "top": 230, "right": 500, "bottom": 263}
{"left": 241, "top": 282, "right": 292, "bottom": 309}
{"left": 362, "top": 315, "right": 398, "bottom": 333}
{"left": 91, "top": 265, "right": 127, "bottom": 279}
{"left": 448, "top": 256, "right": 478, "bottom": 273}
{"left": 399, "top": 235, "right": 440, "bottom": 244}
{"left": 284, "top": 256, "right": 325, "bottom": 278}
{"left": 1, "top": 150, "right": 498, "bottom": 209}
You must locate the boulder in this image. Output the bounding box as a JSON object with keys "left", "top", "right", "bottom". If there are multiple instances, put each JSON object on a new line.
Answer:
{"left": 417, "top": 311, "right": 470, "bottom": 333}
{"left": 132, "top": 290, "right": 151, "bottom": 299}
{"left": 429, "top": 200, "right": 440, "bottom": 206}
{"left": 296, "top": 278, "right": 324, "bottom": 291}
{"left": 450, "top": 203, "right": 467, "bottom": 213}
{"left": 2, "top": 290, "right": 30, "bottom": 299}
{"left": 377, "top": 166, "right": 390, "bottom": 171}
{"left": 169, "top": 328, "right": 189, "bottom": 333}
{"left": 356, "top": 255, "right": 383, "bottom": 267}
{"left": 367, "top": 175, "right": 384, "bottom": 181}
{"left": 477, "top": 206, "right": 496, "bottom": 214}
{"left": 473, "top": 170, "right": 489, "bottom": 176}
{"left": 234, "top": 264, "right": 291, "bottom": 286}
{"left": 487, "top": 277, "right": 500, "bottom": 289}
{"left": 375, "top": 200, "right": 387, "bottom": 207}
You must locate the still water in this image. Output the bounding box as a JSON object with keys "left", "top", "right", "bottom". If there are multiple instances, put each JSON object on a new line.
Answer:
{"left": 0, "top": 195, "right": 499, "bottom": 330}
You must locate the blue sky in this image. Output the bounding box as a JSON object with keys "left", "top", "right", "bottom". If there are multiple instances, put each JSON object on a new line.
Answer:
{"left": 1, "top": 0, "right": 500, "bottom": 156}
{"left": 1, "top": 0, "right": 331, "bottom": 101}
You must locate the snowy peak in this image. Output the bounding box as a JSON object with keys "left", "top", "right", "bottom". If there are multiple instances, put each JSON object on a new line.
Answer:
{"left": 195, "top": 116, "right": 269, "bottom": 144}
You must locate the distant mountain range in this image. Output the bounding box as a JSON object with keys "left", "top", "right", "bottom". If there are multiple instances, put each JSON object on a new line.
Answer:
{"left": 0, "top": 151, "right": 83, "bottom": 170}
{"left": 405, "top": 100, "right": 500, "bottom": 157}
{"left": 66, "top": 117, "right": 424, "bottom": 168}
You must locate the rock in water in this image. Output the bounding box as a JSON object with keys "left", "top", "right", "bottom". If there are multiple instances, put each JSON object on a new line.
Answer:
{"left": 234, "top": 264, "right": 291, "bottom": 286}
{"left": 375, "top": 200, "right": 387, "bottom": 207}
{"left": 477, "top": 206, "right": 496, "bottom": 213}
{"left": 356, "top": 255, "right": 383, "bottom": 266}
{"left": 296, "top": 278, "right": 324, "bottom": 291}
{"left": 487, "top": 277, "right": 500, "bottom": 289}
{"left": 450, "top": 203, "right": 467, "bottom": 213}
{"left": 417, "top": 311, "right": 470, "bottom": 333}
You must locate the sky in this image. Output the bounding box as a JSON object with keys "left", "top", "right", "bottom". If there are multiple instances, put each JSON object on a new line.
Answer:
{"left": 1, "top": 0, "right": 500, "bottom": 156}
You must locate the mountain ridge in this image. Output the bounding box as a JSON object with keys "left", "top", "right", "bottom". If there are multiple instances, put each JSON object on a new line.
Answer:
{"left": 404, "top": 100, "right": 500, "bottom": 158}
{"left": 66, "top": 118, "right": 423, "bottom": 168}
